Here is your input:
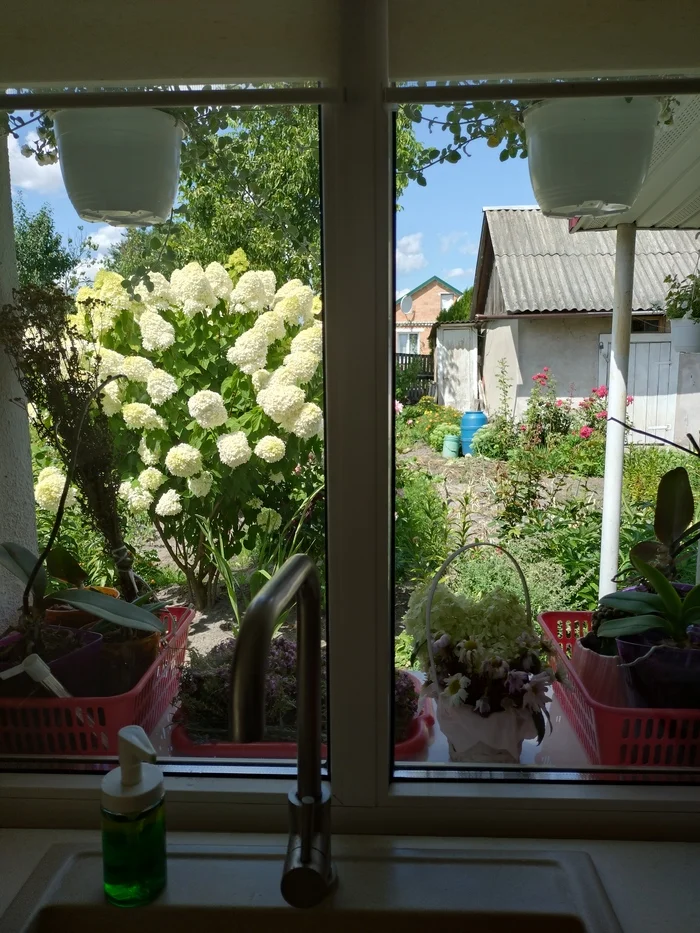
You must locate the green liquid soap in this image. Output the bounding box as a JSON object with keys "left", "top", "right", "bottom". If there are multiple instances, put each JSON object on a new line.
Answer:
{"left": 102, "top": 798, "right": 167, "bottom": 907}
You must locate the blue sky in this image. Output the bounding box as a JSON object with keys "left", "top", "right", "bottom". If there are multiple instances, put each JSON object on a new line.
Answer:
{"left": 8, "top": 108, "right": 536, "bottom": 288}
{"left": 395, "top": 107, "right": 535, "bottom": 297}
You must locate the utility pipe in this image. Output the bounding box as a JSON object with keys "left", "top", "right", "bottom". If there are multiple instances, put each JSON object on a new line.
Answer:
{"left": 598, "top": 223, "right": 636, "bottom": 598}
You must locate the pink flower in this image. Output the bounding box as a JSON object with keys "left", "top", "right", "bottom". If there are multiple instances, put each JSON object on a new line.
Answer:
{"left": 543, "top": 366, "right": 550, "bottom": 372}
{"left": 407, "top": 418, "right": 414, "bottom": 425}
{"left": 394, "top": 400, "right": 404, "bottom": 414}
{"left": 591, "top": 385, "right": 608, "bottom": 399}
{"left": 519, "top": 424, "right": 527, "bottom": 431}
{"left": 595, "top": 410, "right": 607, "bottom": 420}
{"left": 579, "top": 426, "right": 593, "bottom": 439}
{"left": 578, "top": 399, "right": 590, "bottom": 409}
{"left": 555, "top": 399, "right": 562, "bottom": 407}
{"left": 626, "top": 395, "right": 634, "bottom": 405}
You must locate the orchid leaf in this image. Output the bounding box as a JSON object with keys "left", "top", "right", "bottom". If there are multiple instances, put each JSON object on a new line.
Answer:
{"left": 0, "top": 542, "right": 46, "bottom": 603}
{"left": 654, "top": 467, "right": 694, "bottom": 546}
{"left": 681, "top": 584, "right": 700, "bottom": 617}
{"left": 629, "top": 554, "right": 682, "bottom": 620}
{"left": 52, "top": 588, "right": 165, "bottom": 633}
{"left": 46, "top": 546, "right": 88, "bottom": 587}
{"left": 599, "top": 592, "right": 664, "bottom": 614}
{"left": 597, "top": 615, "right": 670, "bottom": 638}
{"left": 629, "top": 540, "right": 670, "bottom": 569}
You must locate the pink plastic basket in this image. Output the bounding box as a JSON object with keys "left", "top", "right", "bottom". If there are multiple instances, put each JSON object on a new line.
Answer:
{"left": 539, "top": 611, "right": 700, "bottom": 768}
{"left": 0, "top": 606, "right": 194, "bottom": 757}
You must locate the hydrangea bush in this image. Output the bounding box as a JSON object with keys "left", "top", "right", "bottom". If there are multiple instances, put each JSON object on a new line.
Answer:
{"left": 69, "top": 255, "right": 323, "bottom": 608}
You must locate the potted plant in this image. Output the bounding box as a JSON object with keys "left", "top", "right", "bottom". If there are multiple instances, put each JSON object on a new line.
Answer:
{"left": 172, "top": 636, "right": 433, "bottom": 759}
{"left": 597, "top": 554, "right": 700, "bottom": 709}
{"left": 51, "top": 108, "right": 185, "bottom": 226}
{"left": 403, "top": 542, "right": 557, "bottom": 764}
{"left": 664, "top": 271, "right": 700, "bottom": 354}
{"left": 523, "top": 97, "right": 661, "bottom": 217}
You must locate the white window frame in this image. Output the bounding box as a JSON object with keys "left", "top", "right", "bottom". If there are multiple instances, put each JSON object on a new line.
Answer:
{"left": 1, "top": 0, "right": 700, "bottom": 839}
{"left": 397, "top": 329, "right": 421, "bottom": 354}
{"left": 440, "top": 292, "right": 455, "bottom": 311}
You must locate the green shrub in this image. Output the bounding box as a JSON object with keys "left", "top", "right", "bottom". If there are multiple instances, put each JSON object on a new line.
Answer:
{"left": 428, "top": 422, "right": 461, "bottom": 452}
{"left": 395, "top": 357, "right": 424, "bottom": 404}
{"left": 395, "top": 463, "right": 450, "bottom": 585}
{"left": 471, "top": 419, "right": 516, "bottom": 459}
{"left": 396, "top": 398, "right": 463, "bottom": 451}
{"left": 623, "top": 445, "right": 700, "bottom": 510}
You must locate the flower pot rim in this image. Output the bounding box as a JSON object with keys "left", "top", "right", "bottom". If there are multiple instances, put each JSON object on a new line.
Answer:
{"left": 53, "top": 106, "right": 186, "bottom": 134}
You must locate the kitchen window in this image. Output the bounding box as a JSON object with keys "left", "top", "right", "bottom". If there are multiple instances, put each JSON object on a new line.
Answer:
{"left": 1, "top": 2, "right": 700, "bottom": 839}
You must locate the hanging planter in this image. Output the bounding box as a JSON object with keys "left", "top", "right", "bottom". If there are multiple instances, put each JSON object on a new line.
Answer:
{"left": 523, "top": 97, "right": 660, "bottom": 218}
{"left": 53, "top": 108, "right": 185, "bottom": 226}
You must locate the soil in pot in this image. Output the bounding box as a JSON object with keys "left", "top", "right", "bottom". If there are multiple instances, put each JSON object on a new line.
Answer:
{"left": 617, "top": 633, "right": 700, "bottom": 709}
{"left": 45, "top": 586, "right": 120, "bottom": 629}
{"left": 92, "top": 626, "right": 162, "bottom": 697}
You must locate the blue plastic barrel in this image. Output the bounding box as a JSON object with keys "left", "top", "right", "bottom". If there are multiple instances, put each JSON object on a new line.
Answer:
{"left": 460, "top": 410, "right": 488, "bottom": 456}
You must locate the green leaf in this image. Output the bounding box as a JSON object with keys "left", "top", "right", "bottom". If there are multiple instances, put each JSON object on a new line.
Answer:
{"left": 46, "top": 546, "right": 88, "bottom": 587}
{"left": 681, "top": 583, "right": 700, "bottom": 617}
{"left": 597, "top": 614, "right": 670, "bottom": 638}
{"left": 629, "top": 540, "right": 670, "bottom": 568}
{"left": 53, "top": 589, "right": 165, "bottom": 633}
{"left": 629, "top": 553, "right": 683, "bottom": 620}
{"left": 416, "top": 175, "right": 427, "bottom": 187}
{"left": 655, "top": 467, "right": 694, "bottom": 546}
{"left": 599, "top": 592, "right": 664, "bottom": 613}
{"left": 0, "top": 542, "right": 46, "bottom": 602}
{"left": 444, "top": 150, "right": 461, "bottom": 163}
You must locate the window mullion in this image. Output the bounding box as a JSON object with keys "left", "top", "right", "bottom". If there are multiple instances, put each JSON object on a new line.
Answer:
{"left": 323, "top": 0, "right": 393, "bottom": 809}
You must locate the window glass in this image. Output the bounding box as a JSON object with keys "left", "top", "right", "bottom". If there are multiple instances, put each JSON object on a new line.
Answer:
{"left": 393, "top": 92, "right": 700, "bottom": 779}
{"left": 0, "top": 100, "right": 325, "bottom": 769}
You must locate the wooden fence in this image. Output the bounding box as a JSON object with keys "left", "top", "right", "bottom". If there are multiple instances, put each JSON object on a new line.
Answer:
{"left": 395, "top": 353, "right": 436, "bottom": 404}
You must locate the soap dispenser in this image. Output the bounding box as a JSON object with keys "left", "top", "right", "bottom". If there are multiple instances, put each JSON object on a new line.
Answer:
{"left": 101, "top": 725, "right": 167, "bottom": 907}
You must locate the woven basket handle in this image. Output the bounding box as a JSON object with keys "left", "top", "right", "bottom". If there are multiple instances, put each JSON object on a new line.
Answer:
{"left": 424, "top": 541, "right": 532, "bottom": 689}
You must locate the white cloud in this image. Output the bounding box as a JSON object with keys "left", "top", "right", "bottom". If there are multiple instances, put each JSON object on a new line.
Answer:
{"left": 439, "top": 231, "right": 479, "bottom": 256}
{"left": 74, "top": 225, "right": 125, "bottom": 283}
{"left": 445, "top": 267, "right": 467, "bottom": 279}
{"left": 396, "top": 233, "right": 428, "bottom": 274}
{"left": 396, "top": 287, "right": 410, "bottom": 300}
{"left": 7, "top": 133, "right": 63, "bottom": 194}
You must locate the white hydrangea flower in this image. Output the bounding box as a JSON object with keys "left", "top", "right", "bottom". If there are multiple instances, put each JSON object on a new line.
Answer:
{"left": 274, "top": 282, "right": 314, "bottom": 326}
{"left": 126, "top": 485, "right": 154, "bottom": 513}
{"left": 138, "top": 436, "right": 160, "bottom": 466}
{"left": 135, "top": 271, "right": 174, "bottom": 310}
{"left": 170, "top": 262, "right": 217, "bottom": 317}
{"left": 100, "top": 379, "right": 123, "bottom": 417}
{"left": 217, "top": 432, "right": 252, "bottom": 468}
{"left": 188, "top": 471, "right": 214, "bottom": 498}
{"left": 283, "top": 350, "right": 320, "bottom": 385}
{"left": 252, "top": 310, "right": 286, "bottom": 345}
{"left": 146, "top": 369, "right": 178, "bottom": 406}
{"left": 260, "top": 271, "right": 277, "bottom": 306}
{"left": 73, "top": 294, "right": 119, "bottom": 336}
{"left": 288, "top": 402, "right": 323, "bottom": 440}
{"left": 205, "top": 262, "right": 234, "bottom": 302}
{"left": 165, "top": 443, "right": 203, "bottom": 478}
{"left": 312, "top": 295, "right": 322, "bottom": 315}
{"left": 121, "top": 356, "right": 154, "bottom": 383}
{"left": 155, "top": 488, "right": 182, "bottom": 517}
{"left": 118, "top": 481, "right": 133, "bottom": 501}
{"left": 267, "top": 367, "right": 299, "bottom": 389}
{"left": 256, "top": 384, "right": 305, "bottom": 424}
{"left": 247, "top": 497, "right": 263, "bottom": 509}
{"left": 251, "top": 369, "right": 271, "bottom": 393}
{"left": 188, "top": 390, "right": 228, "bottom": 428}
{"left": 227, "top": 329, "right": 268, "bottom": 375}
{"left": 270, "top": 472, "right": 283, "bottom": 484}
{"left": 94, "top": 270, "right": 132, "bottom": 311}
{"left": 230, "top": 271, "right": 269, "bottom": 313}
{"left": 257, "top": 507, "right": 282, "bottom": 532}
{"left": 138, "top": 310, "right": 176, "bottom": 352}
{"left": 138, "top": 467, "right": 166, "bottom": 492}
{"left": 34, "top": 467, "right": 76, "bottom": 512}
{"left": 273, "top": 278, "right": 304, "bottom": 304}
{"left": 254, "top": 435, "right": 286, "bottom": 463}
{"left": 122, "top": 403, "right": 166, "bottom": 432}
{"left": 290, "top": 322, "right": 323, "bottom": 357}
{"left": 96, "top": 347, "right": 124, "bottom": 378}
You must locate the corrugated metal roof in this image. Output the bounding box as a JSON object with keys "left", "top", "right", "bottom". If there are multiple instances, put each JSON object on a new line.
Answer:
{"left": 485, "top": 208, "right": 699, "bottom": 313}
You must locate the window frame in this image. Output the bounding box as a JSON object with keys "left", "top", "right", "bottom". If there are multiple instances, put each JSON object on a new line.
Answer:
{"left": 440, "top": 292, "right": 455, "bottom": 311}
{"left": 2, "top": 0, "right": 700, "bottom": 838}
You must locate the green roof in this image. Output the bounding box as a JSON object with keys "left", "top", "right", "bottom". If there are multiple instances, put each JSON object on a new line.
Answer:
{"left": 397, "top": 275, "right": 463, "bottom": 302}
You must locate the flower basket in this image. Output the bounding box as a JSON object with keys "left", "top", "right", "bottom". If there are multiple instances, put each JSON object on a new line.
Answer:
{"left": 523, "top": 97, "right": 659, "bottom": 217}
{"left": 170, "top": 672, "right": 435, "bottom": 761}
{"left": 0, "top": 606, "right": 193, "bottom": 756}
{"left": 423, "top": 542, "right": 553, "bottom": 764}
{"left": 54, "top": 108, "right": 184, "bottom": 226}
{"left": 670, "top": 319, "right": 700, "bottom": 354}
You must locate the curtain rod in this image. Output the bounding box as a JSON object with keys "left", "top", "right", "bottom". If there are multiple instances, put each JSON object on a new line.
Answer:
{"left": 0, "top": 86, "right": 338, "bottom": 112}
{"left": 387, "top": 76, "right": 700, "bottom": 105}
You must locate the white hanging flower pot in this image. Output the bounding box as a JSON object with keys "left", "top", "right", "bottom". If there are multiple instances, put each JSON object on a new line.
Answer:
{"left": 523, "top": 97, "right": 660, "bottom": 218}
{"left": 670, "top": 318, "right": 700, "bottom": 353}
{"left": 53, "top": 108, "right": 185, "bottom": 226}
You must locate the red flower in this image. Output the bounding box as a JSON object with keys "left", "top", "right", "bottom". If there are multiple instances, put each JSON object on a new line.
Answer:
{"left": 591, "top": 385, "right": 609, "bottom": 399}
{"left": 579, "top": 426, "right": 593, "bottom": 439}
{"left": 595, "top": 410, "right": 607, "bottom": 420}
{"left": 543, "top": 366, "right": 550, "bottom": 372}
{"left": 626, "top": 395, "right": 634, "bottom": 405}
{"left": 519, "top": 424, "right": 527, "bottom": 431}
{"left": 555, "top": 399, "right": 563, "bottom": 407}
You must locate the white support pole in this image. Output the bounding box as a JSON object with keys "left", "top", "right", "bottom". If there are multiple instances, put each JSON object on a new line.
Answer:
{"left": 598, "top": 222, "right": 636, "bottom": 599}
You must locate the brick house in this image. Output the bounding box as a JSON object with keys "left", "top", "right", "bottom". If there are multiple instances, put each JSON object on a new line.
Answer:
{"left": 395, "top": 275, "right": 462, "bottom": 355}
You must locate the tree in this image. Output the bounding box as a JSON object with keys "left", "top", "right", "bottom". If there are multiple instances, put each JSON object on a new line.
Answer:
{"left": 13, "top": 196, "right": 96, "bottom": 290}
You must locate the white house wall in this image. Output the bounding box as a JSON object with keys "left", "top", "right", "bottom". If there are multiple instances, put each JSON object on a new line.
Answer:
{"left": 674, "top": 352, "right": 700, "bottom": 444}
{"left": 482, "top": 316, "right": 612, "bottom": 418}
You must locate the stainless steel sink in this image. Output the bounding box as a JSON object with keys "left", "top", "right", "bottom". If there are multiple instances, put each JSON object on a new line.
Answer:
{"left": 4, "top": 842, "right": 621, "bottom": 932}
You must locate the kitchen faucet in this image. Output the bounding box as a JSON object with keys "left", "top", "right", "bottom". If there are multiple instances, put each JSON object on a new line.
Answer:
{"left": 230, "top": 553, "right": 335, "bottom": 908}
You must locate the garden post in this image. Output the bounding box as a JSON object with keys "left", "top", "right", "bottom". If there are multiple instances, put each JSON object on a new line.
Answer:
{"left": 598, "top": 222, "right": 636, "bottom": 598}
{"left": 0, "top": 133, "right": 38, "bottom": 627}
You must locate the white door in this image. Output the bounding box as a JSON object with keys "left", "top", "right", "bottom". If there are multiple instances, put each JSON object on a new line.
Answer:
{"left": 598, "top": 333, "right": 678, "bottom": 443}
